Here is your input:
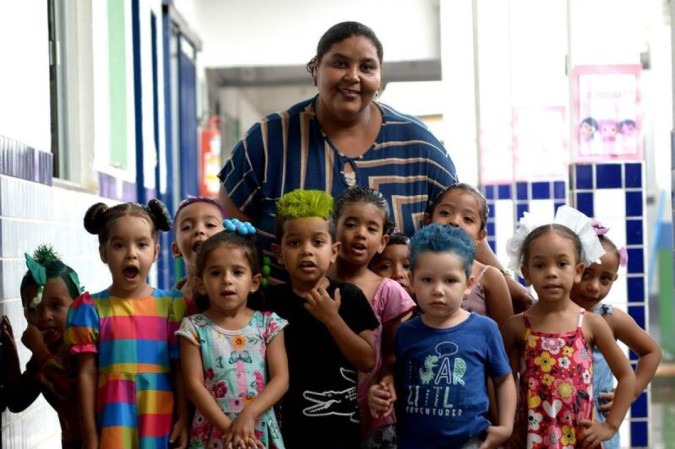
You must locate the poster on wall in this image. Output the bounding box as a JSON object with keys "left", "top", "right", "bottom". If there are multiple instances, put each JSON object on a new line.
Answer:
{"left": 572, "top": 64, "right": 642, "bottom": 162}
{"left": 512, "top": 106, "right": 568, "bottom": 181}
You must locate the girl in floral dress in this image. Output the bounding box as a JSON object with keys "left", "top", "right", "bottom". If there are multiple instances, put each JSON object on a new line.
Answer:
{"left": 501, "top": 206, "right": 635, "bottom": 449}
{"left": 177, "top": 220, "right": 288, "bottom": 449}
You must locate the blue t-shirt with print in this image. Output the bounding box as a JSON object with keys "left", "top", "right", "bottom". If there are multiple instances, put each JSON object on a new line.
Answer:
{"left": 395, "top": 313, "right": 511, "bottom": 449}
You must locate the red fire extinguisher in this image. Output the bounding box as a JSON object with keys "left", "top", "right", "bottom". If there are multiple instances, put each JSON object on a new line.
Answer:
{"left": 200, "top": 116, "right": 222, "bottom": 198}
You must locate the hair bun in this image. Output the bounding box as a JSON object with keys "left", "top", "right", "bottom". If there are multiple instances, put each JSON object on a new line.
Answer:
{"left": 84, "top": 203, "right": 109, "bottom": 235}
{"left": 147, "top": 199, "right": 172, "bottom": 232}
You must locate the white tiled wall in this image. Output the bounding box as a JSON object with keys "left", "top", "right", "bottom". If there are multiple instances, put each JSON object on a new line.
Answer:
{"left": 1, "top": 175, "right": 113, "bottom": 448}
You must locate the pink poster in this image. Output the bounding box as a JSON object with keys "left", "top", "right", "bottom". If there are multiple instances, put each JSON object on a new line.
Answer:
{"left": 572, "top": 65, "right": 642, "bottom": 162}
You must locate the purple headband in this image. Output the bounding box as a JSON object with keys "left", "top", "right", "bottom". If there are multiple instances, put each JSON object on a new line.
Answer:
{"left": 174, "top": 196, "right": 226, "bottom": 221}
{"left": 591, "top": 219, "right": 628, "bottom": 267}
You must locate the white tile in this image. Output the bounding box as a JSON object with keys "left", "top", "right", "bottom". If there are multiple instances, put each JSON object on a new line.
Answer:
{"left": 593, "top": 190, "right": 626, "bottom": 220}
{"left": 494, "top": 199, "right": 515, "bottom": 263}
{"left": 529, "top": 199, "right": 555, "bottom": 222}
{"left": 605, "top": 275, "right": 628, "bottom": 307}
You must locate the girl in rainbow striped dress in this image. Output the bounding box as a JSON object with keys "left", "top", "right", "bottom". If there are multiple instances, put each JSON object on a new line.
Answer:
{"left": 66, "top": 200, "right": 189, "bottom": 449}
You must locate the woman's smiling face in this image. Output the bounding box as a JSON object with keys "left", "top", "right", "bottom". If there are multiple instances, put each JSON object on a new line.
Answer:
{"left": 315, "top": 34, "right": 381, "bottom": 122}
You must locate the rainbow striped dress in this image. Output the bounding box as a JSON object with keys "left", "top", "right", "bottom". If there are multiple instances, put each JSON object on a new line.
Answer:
{"left": 65, "top": 288, "right": 185, "bottom": 449}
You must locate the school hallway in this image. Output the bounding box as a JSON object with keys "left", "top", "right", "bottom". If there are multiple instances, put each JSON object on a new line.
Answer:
{"left": 2, "top": 0, "right": 675, "bottom": 447}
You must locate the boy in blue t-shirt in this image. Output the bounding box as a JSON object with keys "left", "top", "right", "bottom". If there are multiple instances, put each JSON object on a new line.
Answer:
{"left": 369, "top": 225, "right": 516, "bottom": 449}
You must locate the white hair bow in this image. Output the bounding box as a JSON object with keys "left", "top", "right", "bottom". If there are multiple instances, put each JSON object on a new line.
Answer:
{"left": 506, "top": 205, "right": 605, "bottom": 276}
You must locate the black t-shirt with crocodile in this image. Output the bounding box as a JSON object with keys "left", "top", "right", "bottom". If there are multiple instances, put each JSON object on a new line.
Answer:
{"left": 255, "top": 278, "right": 379, "bottom": 449}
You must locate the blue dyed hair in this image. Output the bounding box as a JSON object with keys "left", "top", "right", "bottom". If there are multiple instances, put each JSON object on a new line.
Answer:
{"left": 409, "top": 224, "right": 476, "bottom": 278}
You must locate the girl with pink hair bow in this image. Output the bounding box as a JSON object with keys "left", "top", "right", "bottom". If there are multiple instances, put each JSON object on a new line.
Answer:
{"left": 570, "top": 219, "right": 661, "bottom": 449}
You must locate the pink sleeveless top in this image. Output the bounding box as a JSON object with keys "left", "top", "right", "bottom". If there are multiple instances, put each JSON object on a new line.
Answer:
{"left": 519, "top": 309, "right": 595, "bottom": 448}
{"left": 462, "top": 265, "right": 490, "bottom": 316}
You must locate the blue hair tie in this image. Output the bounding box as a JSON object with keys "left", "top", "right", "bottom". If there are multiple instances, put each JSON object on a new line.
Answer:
{"left": 222, "top": 218, "right": 256, "bottom": 236}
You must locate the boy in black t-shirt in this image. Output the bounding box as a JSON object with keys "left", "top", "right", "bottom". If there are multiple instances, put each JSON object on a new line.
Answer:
{"left": 259, "top": 189, "right": 379, "bottom": 449}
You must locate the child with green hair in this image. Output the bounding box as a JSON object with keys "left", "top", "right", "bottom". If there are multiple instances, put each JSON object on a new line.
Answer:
{"left": 253, "top": 189, "right": 379, "bottom": 449}
{"left": 1, "top": 245, "right": 84, "bottom": 449}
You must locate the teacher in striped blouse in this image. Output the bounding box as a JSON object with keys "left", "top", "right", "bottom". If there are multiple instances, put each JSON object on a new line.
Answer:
{"left": 218, "top": 21, "right": 457, "bottom": 282}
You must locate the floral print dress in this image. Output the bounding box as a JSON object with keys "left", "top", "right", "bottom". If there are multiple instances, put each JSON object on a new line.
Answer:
{"left": 176, "top": 311, "right": 287, "bottom": 449}
{"left": 519, "top": 309, "right": 595, "bottom": 449}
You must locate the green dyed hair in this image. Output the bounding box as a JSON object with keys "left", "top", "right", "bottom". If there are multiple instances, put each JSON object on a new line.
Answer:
{"left": 275, "top": 189, "right": 336, "bottom": 240}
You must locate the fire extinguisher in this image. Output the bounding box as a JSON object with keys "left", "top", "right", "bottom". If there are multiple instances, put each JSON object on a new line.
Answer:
{"left": 200, "top": 116, "right": 222, "bottom": 198}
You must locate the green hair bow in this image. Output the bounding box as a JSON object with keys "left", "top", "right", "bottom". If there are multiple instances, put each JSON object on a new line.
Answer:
{"left": 25, "top": 253, "right": 47, "bottom": 309}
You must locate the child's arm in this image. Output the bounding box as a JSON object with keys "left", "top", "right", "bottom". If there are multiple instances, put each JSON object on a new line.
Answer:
{"left": 480, "top": 373, "right": 516, "bottom": 449}
{"left": 304, "top": 287, "right": 376, "bottom": 372}
{"left": 500, "top": 315, "right": 527, "bottom": 449}
{"left": 169, "top": 359, "right": 189, "bottom": 449}
{"left": 378, "top": 309, "right": 411, "bottom": 405}
{"left": 578, "top": 314, "right": 636, "bottom": 447}
{"left": 500, "top": 314, "right": 524, "bottom": 374}
{"left": 1, "top": 316, "right": 42, "bottom": 412}
{"left": 179, "top": 336, "right": 233, "bottom": 433}
{"left": 226, "top": 329, "right": 289, "bottom": 449}
{"left": 596, "top": 308, "right": 662, "bottom": 415}
{"left": 480, "top": 265, "right": 515, "bottom": 329}
{"left": 611, "top": 307, "right": 661, "bottom": 398}
{"left": 77, "top": 353, "right": 99, "bottom": 449}
{"left": 475, "top": 240, "right": 532, "bottom": 313}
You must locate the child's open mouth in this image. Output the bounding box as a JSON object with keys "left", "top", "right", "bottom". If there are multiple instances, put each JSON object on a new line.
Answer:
{"left": 123, "top": 266, "right": 140, "bottom": 280}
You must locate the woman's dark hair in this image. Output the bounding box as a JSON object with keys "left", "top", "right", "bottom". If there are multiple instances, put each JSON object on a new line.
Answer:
{"left": 334, "top": 186, "right": 395, "bottom": 236}
{"left": 306, "top": 21, "right": 384, "bottom": 74}
{"left": 84, "top": 199, "right": 172, "bottom": 246}
{"left": 193, "top": 230, "right": 263, "bottom": 312}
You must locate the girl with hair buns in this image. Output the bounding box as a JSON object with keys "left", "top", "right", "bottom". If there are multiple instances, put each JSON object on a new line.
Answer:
{"left": 1, "top": 245, "right": 84, "bottom": 449}
{"left": 65, "top": 200, "right": 189, "bottom": 449}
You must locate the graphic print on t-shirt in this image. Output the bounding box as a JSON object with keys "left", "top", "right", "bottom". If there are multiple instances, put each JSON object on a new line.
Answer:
{"left": 302, "top": 367, "right": 358, "bottom": 423}
{"left": 405, "top": 341, "right": 466, "bottom": 418}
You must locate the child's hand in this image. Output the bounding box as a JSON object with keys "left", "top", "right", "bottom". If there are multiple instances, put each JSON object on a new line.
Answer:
{"left": 304, "top": 287, "right": 341, "bottom": 325}
{"left": 168, "top": 418, "right": 188, "bottom": 449}
{"left": 597, "top": 390, "right": 615, "bottom": 416}
{"left": 225, "top": 409, "right": 264, "bottom": 449}
{"left": 1, "top": 316, "right": 16, "bottom": 347}
{"left": 21, "top": 324, "right": 46, "bottom": 353}
{"left": 368, "top": 382, "right": 394, "bottom": 418}
{"left": 578, "top": 420, "right": 616, "bottom": 448}
{"left": 479, "top": 425, "right": 511, "bottom": 449}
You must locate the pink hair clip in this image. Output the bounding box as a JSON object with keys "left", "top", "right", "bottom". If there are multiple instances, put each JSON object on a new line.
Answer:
{"left": 618, "top": 246, "right": 629, "bottom": 267}
{"left": 591, "top": 219, "right": 609, "bottom": 236}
